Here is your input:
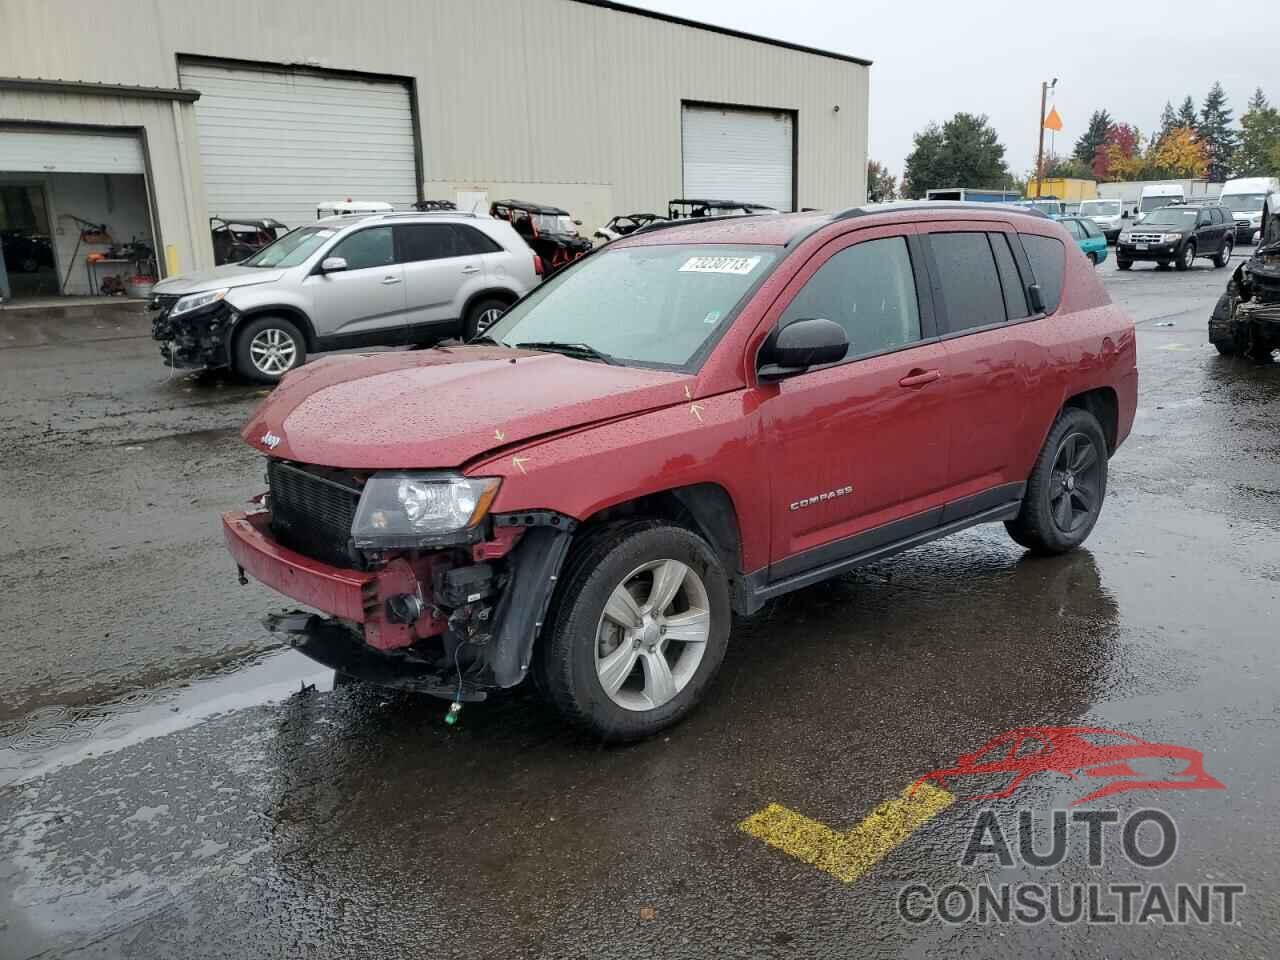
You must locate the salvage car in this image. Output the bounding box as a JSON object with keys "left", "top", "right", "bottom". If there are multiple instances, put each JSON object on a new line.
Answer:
{"left": 1116, "top": 202, "right": 1234, "bottom": 271}
{"left": 1209, "top": 196, "right": 1280, "bottom": 360}
{"left": 593, "top": 213, "right": 666, "bottom": 245}
{"left": 223, "top": 203, "right": 1138, "bottom": 739}
{"left": 667, "top": 198, "right": 778, "bottom": 219}
{"left": 210, "top": 217, "right": 288, "bottom": 266}
{"left": 1057, "top": 216, "right": 1109, "bottom": 266}
{"left": 489, "top": 200, "right": 592, "bottom": 274}
{"left": 151, "top": 211, "right": 539, "bottom": 383}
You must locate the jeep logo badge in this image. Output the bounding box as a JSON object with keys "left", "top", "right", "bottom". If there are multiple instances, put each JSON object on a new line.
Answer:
{"left": 260, "top": 431, "right": 282, "bottom": 450}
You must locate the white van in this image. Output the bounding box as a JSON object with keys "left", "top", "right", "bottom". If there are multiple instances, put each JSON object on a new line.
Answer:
{"left": 1219, "top": 177, "right": 1280, "bottom": 245}
{"left": 1078, "top": 198, "right": 1126, "bottom": 242}
{"left": 1138, "top": 184, "right": 1184, "bottom": 216}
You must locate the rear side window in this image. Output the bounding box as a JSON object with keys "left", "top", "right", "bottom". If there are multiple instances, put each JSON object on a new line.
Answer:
{"left": 1079, "top": 219, "right": 1101, "bottom": 238}
{"left": 989, "top": 233, "right": 1029, "bottom": 320}
{"left": 928, "top": 232, "right": 1007, "bottom": 333}
{"left": 456, "top": 225, "right": 503, "bottom": 254}
{"left": 779, "top": 236, "right": 922, "bottom": 360}
{"left": 1019, "top": 234, "right": 1065, "bottom": 314}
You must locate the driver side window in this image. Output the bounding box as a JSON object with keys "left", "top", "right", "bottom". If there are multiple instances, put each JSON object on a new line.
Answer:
{"left": 779, "top": 236, "right": 922, "bottom": 361}
{"left": 329, "top": 227, "right": 394, "bottom": 271}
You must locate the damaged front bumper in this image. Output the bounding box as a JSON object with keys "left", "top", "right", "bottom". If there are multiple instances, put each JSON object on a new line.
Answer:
{"left": 152, "top": 300, "right": 238, "bottom": 369}
{"left": 223, "top": 509, "right": 574, "bottom": 700}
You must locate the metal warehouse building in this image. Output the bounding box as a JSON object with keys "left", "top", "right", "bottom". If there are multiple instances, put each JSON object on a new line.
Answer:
{"left": 0, "top": 0, "right": 869, "bottom": 299}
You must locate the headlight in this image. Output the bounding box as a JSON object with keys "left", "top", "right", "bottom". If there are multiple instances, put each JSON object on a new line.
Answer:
{"left": 1162, "top": 233, "right": 1183, "bottom": 244}
{"left": 1250, "top": 214, "right": 1263, "bottom": 225}
{"left": 1119, "top": 233, "right": 1132, "bottom": 242}
{"left": 170, "top": 288, "right": 229, "bottom": 317}
{"left": 351, "top": 474, "right": 501, "bottom": 547}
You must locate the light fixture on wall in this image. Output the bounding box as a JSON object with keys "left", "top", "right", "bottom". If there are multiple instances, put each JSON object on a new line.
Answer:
{"left": 833, "top": 104, "right": 840, "bottom": 113}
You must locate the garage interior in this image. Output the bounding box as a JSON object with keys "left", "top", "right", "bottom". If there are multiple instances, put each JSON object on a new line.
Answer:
{"left": 0, "top": 128, "right": 158, "bottom": 302}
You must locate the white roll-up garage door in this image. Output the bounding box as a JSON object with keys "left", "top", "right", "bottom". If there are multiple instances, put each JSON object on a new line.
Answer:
{"left": 681, "top": 104, "right": 794, "bottom": 212}
{"left": 0, "top": 129, "right": 145, "bottom": 174}
{"left": 179, "top": 61, "right": 418, "bottom": 228}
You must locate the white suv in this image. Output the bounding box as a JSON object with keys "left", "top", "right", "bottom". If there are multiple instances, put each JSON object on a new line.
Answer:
{"left": 151, "top": 212, "right": 541, "bottom": 383}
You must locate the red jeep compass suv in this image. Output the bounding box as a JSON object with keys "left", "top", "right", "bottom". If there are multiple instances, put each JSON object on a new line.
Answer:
{"left": 224, "top": 203, "right": 1138, "bottom": 740}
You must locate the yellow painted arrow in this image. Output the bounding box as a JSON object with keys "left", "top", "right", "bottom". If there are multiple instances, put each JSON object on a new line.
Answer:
{"left": 739, "top": 782, "right": 954, "bottom": 884}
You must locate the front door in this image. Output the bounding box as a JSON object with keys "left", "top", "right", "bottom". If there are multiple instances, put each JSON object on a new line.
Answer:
{"left": 758, "top": 225, "right": 953, "bottom": 578}
{"left": 304, "top": 225, "right": 406, "bottom": 345}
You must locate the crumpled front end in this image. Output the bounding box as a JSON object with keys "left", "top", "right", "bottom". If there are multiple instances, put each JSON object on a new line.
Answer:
{"left": 151, "top": 295, "right": 238, "bottom": 369}
{"left": 1211, "top": 240, "right": 1280, "bottom": 360}
{"left": 224, "top": 458, "right": 576, "bottom": 700}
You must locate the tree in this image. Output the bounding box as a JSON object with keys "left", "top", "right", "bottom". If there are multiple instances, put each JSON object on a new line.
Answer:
{"left": 901, "top": 114, "right": 1012, "bottom": 198}
{"left": 866, "top": 160, "right": 897, "bottom": 202}
{"left": 1155, "top": 101, "right": 1178, "bottom": 145}
{"left": 1073, "top": 110, "right": 1112, "bottom": 165}
{"left": 1042, "top": 152, "right": 1091, "bottom": 179}
{"left": 1237, "top": 89, "right": 1280, "bottom": 177}
{"left": 1148, "top": 127, "right": 1208, "bottom": 178}
{"left": 1177, "top": 96, "right": 1200, "bottom": 131}
{"left": 1199, "top": 81, "right": 1238, "bottom": 181}
{"left": 1094, "top": 123, "right": 1144, "bottom": 181}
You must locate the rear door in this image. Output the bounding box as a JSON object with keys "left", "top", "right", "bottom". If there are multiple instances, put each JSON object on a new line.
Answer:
{"left": 759, "top": 224, "right": 954, "bottom": 575}
{"left": 918, "top": 223, "right": 1044, "bottom": 508}
{"left": 395, "top": 223, "right": 487, "bottom": 337}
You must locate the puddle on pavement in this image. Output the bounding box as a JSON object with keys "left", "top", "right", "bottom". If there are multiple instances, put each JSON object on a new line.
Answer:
{"left": 0, "top": 649, "right": 331, "bottom": 787}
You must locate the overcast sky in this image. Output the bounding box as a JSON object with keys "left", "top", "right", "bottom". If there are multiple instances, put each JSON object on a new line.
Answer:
{"left": 629, "top": 0, "right": 1279, "bottom": 182}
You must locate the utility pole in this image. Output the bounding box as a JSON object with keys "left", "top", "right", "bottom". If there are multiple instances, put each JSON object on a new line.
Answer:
{"left": 1035, "top": 78, "right": 1058, "bottom": 198}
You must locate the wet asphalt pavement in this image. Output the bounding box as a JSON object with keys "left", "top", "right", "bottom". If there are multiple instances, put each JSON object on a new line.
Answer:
{"left": 1, "top": 256, "right": 1278, "bottom": 958}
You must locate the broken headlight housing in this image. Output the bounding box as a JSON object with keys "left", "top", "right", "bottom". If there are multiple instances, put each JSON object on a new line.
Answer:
{"left": 170, "top": 288, "right": 229, "bottom": 317}
{"left": 351, "top": 474, "right": 501, "bottom": 548}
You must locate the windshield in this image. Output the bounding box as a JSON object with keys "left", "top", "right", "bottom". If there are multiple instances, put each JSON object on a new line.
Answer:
{"left": 242, "top": 226, "right": 336, "bottom": 268}
{"left": 531, "top": 213, "right": 576, "bottom": 234}
{"left": 1220, "top": 194, "right": 1266, "bottom": 213}
{"left": 1137, "top": 207, "right": 1200, "bottom": 226}
{"left": 487, "top": 244, "right": 778, "bottom": 368}
{"left": 1080, "top": 200, "right": 1121, "bottom": 217}
{"left": 1140, "top": 194, "right": 1180, "bottom": 213}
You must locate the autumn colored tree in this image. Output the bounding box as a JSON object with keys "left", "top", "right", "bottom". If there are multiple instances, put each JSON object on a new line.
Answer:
{"left": 1147, "top": 127, "right": 1208, "bottom": 178}
{"left": 1093, "top": 123, "right": 1143, "bottom": 181}
{"left": 1073, "top": 110, "right": 1112, "bottom": 165}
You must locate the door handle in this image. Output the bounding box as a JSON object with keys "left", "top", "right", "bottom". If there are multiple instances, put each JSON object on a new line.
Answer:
{"left": 898, "top": 368, "right": 941, "bottom": 388}
{"left": 381, "top": 276, "right": 402, "bottom": 285}
{"left": 461, "top": 265, "right": 481, "bottom": 275}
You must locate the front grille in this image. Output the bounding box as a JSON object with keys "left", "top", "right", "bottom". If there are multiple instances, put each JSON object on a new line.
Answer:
{"left": 1126, "top": 233, "right": 1167, "bottom": 243}
{"left": 267, "top": 460, "right": 363, "bottom": 568}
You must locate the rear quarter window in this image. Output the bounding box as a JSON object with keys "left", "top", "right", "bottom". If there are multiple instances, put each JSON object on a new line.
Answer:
{"left": 1019, "top": 234, "right": 1065, "bottom": 314}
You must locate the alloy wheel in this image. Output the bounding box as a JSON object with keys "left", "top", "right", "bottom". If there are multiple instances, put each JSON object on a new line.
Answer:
{"left": 476, "top": 307, "right": 504, "bottom": 335}
{"left": 1049, "top": 432, "right": 1102, "bottom": 534}
{"left": 1182, "top": 244, "right": 1195, "bottom": 269}
{"left": 249, "top": 327, "right": 298, "bottom": 376}
{"left": 594, "top": 559, "right": 711, "bottom": 711}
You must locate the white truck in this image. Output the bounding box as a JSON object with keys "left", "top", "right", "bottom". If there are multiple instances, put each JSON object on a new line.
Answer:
{"left": 1097, "top": 179, "right": 1221, "bottom": 218}
{"left": 1077, "top": 198, "right": 1126, "bottom": 243}
{"left": 1218, "top": 177, "right": 1280, "bottom": 245}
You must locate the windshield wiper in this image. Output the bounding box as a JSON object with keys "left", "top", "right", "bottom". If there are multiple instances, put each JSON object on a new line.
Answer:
{"left": 515, "top": 341, "right": 619, "bottom": 365}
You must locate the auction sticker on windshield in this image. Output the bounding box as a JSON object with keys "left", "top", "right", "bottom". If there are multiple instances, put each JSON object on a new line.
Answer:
{"left": 679, "top": 255, "right": 762, "bottom": 275}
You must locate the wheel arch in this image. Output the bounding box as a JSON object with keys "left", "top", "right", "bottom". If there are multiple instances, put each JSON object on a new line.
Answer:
{"left": 462, "top": 286, "right": 520, "bottom": 321}
{"left": 1064, "top": 387, "right": 1119, "bottom": 454}
{"left": 576, "top": 482, "right": 748, "bottom": 613}
{"left": 229, "top": 304, "right": 318, "bottom": 359}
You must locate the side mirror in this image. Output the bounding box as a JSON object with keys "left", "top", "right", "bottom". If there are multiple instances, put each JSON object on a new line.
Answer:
{"left": 320, "top": 256, "right": 348, "bottom": 273}
{"left": 758, "top": 318, "right": 848, "bottom": 381}
{"left": 1028, "top": 283, "right": 1046, "bottom": 314}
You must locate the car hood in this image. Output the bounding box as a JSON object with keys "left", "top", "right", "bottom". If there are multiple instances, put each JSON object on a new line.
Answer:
{"left": 241, "top": 347, "right": 692, "bottom": 469}
{"left": 152, "top": 263, "right": 285, "bottom": 295}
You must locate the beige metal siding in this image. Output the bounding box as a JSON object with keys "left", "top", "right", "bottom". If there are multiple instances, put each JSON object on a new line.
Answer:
{"left": 0, "top": 0, "right": 868, "bottom": 230}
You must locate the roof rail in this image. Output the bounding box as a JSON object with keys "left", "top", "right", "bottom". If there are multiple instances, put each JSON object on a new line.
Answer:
{"left": 832, "top": 201, "right": 1051, "bottom": 222}
{"left": 630, "top": 213, "right": 760, "bottom": 236}
{"left": 378, "top": 210, "right": 479, "bottom": 219}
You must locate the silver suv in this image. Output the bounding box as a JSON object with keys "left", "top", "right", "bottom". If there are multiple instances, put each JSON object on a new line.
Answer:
{"left": 150, "top": 212, "right": 540, "bottom": 383}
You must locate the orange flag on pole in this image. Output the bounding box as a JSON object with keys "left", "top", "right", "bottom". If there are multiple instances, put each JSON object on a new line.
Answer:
{"left": 1044, "top": 107, "right": 1063, "bottom": 132}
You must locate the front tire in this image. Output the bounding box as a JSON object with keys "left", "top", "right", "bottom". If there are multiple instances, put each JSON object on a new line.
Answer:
{"left": 1005, "top": 408, "right": 1108, "bottom": 556}
{"left": 537, "top": 520, "right": 731, "bottom": 741}
{"left": 233, "top": 315, "right": 305, "bottom": 384}
{"left": 1087, "top": 252, "right": 1098, "bottom": 266}
{"left": 1116, "top": 259, "right": 1132, "bottom": 271}
{"left": 1175, "top": 242, "right": 1195, "bottom": 271}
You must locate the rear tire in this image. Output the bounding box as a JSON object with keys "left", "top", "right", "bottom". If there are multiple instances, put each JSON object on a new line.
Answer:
{"left": 233, "top": 315, "right": 305, "bottom": 384}
{"left": 463, "top": 297, "right": 509, "bottom": 341}
{"left": 1116, "top": 259, "right": 1132, "bottom": 271}
{"left": 1213, "top": 340, "right": 1238, "bottom": 356}
{"left": 1005, "top": 408, "right": 1108, "bottom": 556}
{"left": 1213, "top": 239, "right": 1232, "bottom": 268}
{"left": 537, "top": 520, "right": 731, "bottom": 741}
